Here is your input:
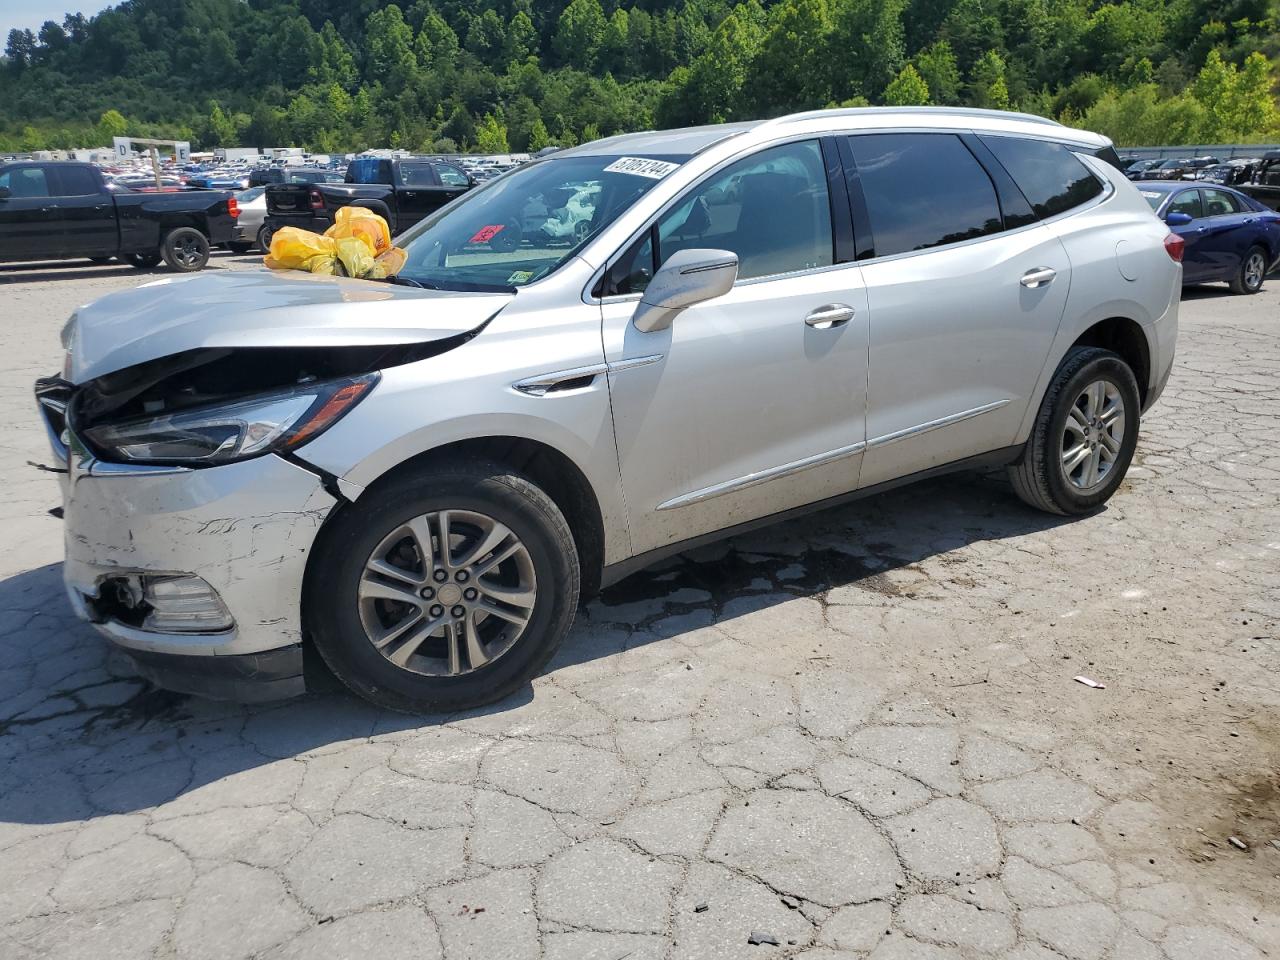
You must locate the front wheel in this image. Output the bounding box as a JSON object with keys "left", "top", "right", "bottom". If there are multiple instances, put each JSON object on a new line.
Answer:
{"left": 306, "top": 460, "right": 580, "bottom": 713}
{"left": 1009, "top": 347, "right": 1141, "bottom": 516}
{"left": 161, "top": 227, "right": 210, "bottom": 272}
{"left": 1229, "top": 245, "right": 1268, "bottom": 295}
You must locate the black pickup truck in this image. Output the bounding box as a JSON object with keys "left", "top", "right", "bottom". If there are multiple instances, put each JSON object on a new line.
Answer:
{"left": 1238, "top": 151, "right": 1280, "bottom": 211}
{"left": 263, "top": 156, "right": 472, "bottom": 244}
{"left": 0, "top": 161, "right": 237, "bottom": 272}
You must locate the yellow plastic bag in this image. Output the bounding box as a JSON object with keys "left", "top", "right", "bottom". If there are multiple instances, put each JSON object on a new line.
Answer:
{"left": 325, "top": 206, "right": 391, "bottom": 255}
{"left": 265, "top": 209, "right": 407, "bottom": 279}
{"left": 264, "top": 227, "right": 336, "bottom": 271}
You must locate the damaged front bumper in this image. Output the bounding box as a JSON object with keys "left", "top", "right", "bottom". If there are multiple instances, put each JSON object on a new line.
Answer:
{"left": 40, "top": 383, "right": 337, "bottom": 700}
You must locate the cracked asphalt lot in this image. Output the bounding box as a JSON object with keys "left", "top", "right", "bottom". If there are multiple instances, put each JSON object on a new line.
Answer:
{"left": 2, "top": 255, "right": 1278, "bottom": 960}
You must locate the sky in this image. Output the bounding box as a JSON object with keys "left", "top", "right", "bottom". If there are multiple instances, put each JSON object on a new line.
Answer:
{"left": 0, "top": 1, "right": 112, "bottom": 39}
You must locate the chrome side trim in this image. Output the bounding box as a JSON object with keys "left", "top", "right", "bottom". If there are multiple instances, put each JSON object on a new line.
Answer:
{"left": 867, "top": 399, "right": 1011, "bottom": 449}
{"left": 513, "top": 355, "right": 663, "bottom": 396}
{"left": 607, "top": 354, "right": 664, "bottom": 374}
{"left": 512, "top": 362, "right": 609, "bottom": 397}
{"left": 656, "top": 440, "right": 866, "bottom": 511}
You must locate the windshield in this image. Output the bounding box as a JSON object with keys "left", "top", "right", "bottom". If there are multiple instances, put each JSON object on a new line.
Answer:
{"left": 394, "top": 153, "right": 687, "bottom": 292}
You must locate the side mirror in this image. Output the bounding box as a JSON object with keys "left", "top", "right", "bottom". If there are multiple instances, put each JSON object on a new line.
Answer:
{"left": 1165, "top": 211, "right": 1193, "bottom": 226}
{"left": 0, "top": 186, "right": 10, "bottom": 200}
{"left": 632, "top": 248, "right": 738, "bottom": 334}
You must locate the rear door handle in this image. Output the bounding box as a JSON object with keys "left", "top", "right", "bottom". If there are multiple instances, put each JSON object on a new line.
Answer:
{"left": 1020, "top": 267, "right": 1057, "bottom": 288}
{"left": 804, "top": 303, "right": 855, "bottom": 329}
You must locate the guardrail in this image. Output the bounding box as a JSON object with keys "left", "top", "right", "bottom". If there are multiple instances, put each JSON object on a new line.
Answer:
{"left": 1120, "top": 144, "right": 1280, "bottom": 160}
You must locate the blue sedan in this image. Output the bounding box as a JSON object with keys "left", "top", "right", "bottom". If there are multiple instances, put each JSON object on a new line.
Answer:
{"left": 1139, "top": 181, "right": 1280, "bottom": 294}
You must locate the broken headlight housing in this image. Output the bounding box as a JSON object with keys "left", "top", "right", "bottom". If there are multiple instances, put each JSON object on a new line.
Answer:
{"left": 82, "top": 373, "right": 377, "bottom": 466}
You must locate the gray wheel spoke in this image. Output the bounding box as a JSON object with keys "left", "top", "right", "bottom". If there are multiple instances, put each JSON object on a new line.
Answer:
{"left": 444, "top": 621, "right": 463, "bottom": 675}
{"left": 454, "top": 519, "right": 513, "bottom": 570}
{"left": 359, "top": 579, "right": 424, "bottom": 606}
{"left": 366, "top": 557, "right": 424, "bottom": 588}
{"left": 1063, "top": 443, "right": 1090, "bottom": 472}
{"left": 1066, "top": 407, "right": 1089, "bottom": 435}
{"left": 462, "top": 611, "right": 489, "bottom": 671}
{"left": 477, "top": 599, "right": 530, "bottom": 628}
{"left": 1099, "top": 430, "right": 1121, "bottom": 456}
{"left": 1085, "top": 445, "right": 1102, "bottom": 485}
{"left": 437, "top": 510, "right": 455, "bottom": 570}
{"left": 371, "top": 609, "right": 425, "bottom": 650}
{"left": 472, "top": 540, "right": 521, "bottom": 578}
{"left": 386, "top": 617, "right": 444, "bottom": 667}
{"left": 478, "top": 580, "right": 536, "bottom": 609}
{"left": 405, "top": 516, "right": 437, "bottom": 579}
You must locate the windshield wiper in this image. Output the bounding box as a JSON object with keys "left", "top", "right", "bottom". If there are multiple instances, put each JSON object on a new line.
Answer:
{"left": 385, "top": 275, "right": 440, "bottom": 290}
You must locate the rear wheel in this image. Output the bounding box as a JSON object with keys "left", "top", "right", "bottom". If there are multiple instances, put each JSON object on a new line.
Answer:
{"left": 124, "top": 252, "right": 162, "bottom": 269}
{"left": 1229, "top": 245, "right": 1267, "bottom": 295}
{"left": 1009, "top": 347, "right": 1141, "bottom": 516}
{"left": 161, "top": 227, "right": 211, "bottom": 272}
{"left": 307, "top": 460, "right": 580, "bottom": 713}
{"left": 257, "top": 224, "right": 273, "bottom": 253}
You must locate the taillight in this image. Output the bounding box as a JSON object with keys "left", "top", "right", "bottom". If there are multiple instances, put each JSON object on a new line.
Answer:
{"left": 227, "top": 197, "right": 240, "bottom": 219}
{"left": 1163, "top": 232, "right": 1185, "bottom": 262}
{"left": 310, "top": 189, "right": 324, "bottom": 210}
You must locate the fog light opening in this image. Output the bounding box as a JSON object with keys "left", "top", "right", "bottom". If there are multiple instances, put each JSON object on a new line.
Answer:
{"left": 95, "top": 574, "right": 235, "bottom": 634}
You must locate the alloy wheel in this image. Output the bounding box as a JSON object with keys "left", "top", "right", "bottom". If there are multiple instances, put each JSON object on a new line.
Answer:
{"left": 1244, "top": 251, "right": 1266, "bottom": 290}
{"left": 1060, "top": 379, "right": 1126, "bottom": 490}
{"left": 176, "top": 236, "right": 204, "bottom": 267}
{"left": 357, "top": 510, "right": 536, "bottom": 676}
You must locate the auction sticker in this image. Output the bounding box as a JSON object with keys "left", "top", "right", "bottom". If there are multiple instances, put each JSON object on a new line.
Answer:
{"left": 470, "top": 224, "right": 505, "bottom": 243}
{"left": 1140, "top": 191, "right": 1162, "bottom": 201}
{"left": 506, "top": 270, "right": 534, "bottom": 284}
{"left": 603, "top": 157, "right": 680, "bottom": 179}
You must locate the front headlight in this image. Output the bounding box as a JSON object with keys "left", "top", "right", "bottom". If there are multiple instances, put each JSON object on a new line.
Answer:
{"left": 83, "top": 374, "right": 377, "bottom": 466}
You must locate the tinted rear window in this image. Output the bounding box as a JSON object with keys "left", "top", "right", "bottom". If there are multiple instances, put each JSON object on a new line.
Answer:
{"left": 847, "top": 133, "right": 1002, "bottom": 257}
{"left": 980, "top": 136, "right": 1103, "bottom": 220}
{"left": 53, "top": 165, "right": 100, "bottom": 196}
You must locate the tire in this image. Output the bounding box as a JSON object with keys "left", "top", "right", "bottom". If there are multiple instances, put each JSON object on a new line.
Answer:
{"left": 1008, "top": 346, "right": 1141, "bottom": 516}
{"left": 88, "top": 256, "right": 113, "bottom": 264}
{"left": 124, "top": 252, "right": 162, "bottom": 269}
{"left": 227, "top": 241, "right": 254, "bottom": 255}
{"left": 306, "top": 460, "right": 581, "bottom": 713}
{"left": 1229, "top": 245, "right": 1267, "bottom": 295}
{"left": 160, "top": 227, "right": 211, "bottom": 272}
{"left": 256, "top": 224, "right": 273, "bottom": 253}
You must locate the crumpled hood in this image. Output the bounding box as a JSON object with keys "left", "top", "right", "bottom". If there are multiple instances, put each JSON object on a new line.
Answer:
{"left": 64, "top": 269, "right": 513, "bottom": 383}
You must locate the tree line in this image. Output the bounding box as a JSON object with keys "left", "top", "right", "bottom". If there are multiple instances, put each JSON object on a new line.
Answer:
{"left": 2, "top": 0, "right": 1278, "bottom": 155}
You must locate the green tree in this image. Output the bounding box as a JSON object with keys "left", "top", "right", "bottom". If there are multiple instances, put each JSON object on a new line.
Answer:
{"left": 528, "top": 116, "right": 551, "bottom": 151}
{"left": 884, "top": 63, "right": 930, "bottom": 105}
{"left": 415, "top": 10, "right": 459, "bottom": 70}
{"left": 474, "top": 111, "right": 510, "bottom": 152}
{"left": 366, "top": 5, "right": 418, "bottom": 88}
{"left": 506, "top": 10, "right": 539, "bottom": 62}
{"left": 465, "top": 9, "right": 507, "bottom": 65}
{"left": 553, "top": 0, "right": 607, "bottom": 69}
{"left": 829, "top": 0, "right": 906, "bottom": 103}
{"left": 746, "top": 0, "right": 834, "bottom": 114}
{"left": 915, "top": 40, "right": 961, "bottom": 105}
{"left": 96, "top": 109, "right": 128, "bottom": 145}
{"left": 202, "top": 103, "right": 237, "bottom": 147}
{"left": 969, "top": 49, "right": 1010, "bottom": 109}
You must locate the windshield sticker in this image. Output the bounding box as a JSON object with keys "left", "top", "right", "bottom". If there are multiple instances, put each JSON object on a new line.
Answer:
{"left": 506, "top": 270, "right": 534, "bottom": 284}
{"left": 469, "top": 224, "right": 505, "bottom": 243}
{"left": 1140, "top": 191, "right": 1162, "bottom": 199}
{"left": 603, "top": 157, "right": 680, "bottom": 179}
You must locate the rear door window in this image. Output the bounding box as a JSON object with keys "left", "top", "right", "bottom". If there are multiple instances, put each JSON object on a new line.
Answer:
{"left": 436, "top": 164, "right": 470, "bottom": 187}
{"left": 979, "top": 136, "right": 1104, "bottom": 219}
{"left": 1200, "top": 188, "right": 1240, "bottom": 216}
{"left": 398, "top": 162, "right": 437, "bottom": 187}
{"left": 845, "top": 133, "right": 1002, "bottom": 257}
{"left": 52, "top": 165, "right": 101, "bottom": 197}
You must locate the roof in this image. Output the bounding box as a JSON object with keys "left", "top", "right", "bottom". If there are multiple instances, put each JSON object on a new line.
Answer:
{"left": 556, "top": 107, "right": 1101, "bottom": 161}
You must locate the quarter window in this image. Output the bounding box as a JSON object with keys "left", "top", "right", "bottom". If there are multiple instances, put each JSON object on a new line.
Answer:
{"left": 1200, "top": 188, "right": 1239, "bottom": 216}
{"left": 398, "top": 162, "right": 436, "bottom": 187}
{"left": 846, "top": 133, "right": 1002, "bottom": 257}
{"left": 655, "top": 140, "right": 833, "bottom": 281}
{"left": 980, "top": 136, "right": 1103, "bottom": 219}
{"left": 1166, "top": 191, "right": 1203, "bottom": 220}
{"left": 0, "top": 166, "right": 51, "bottom": 198}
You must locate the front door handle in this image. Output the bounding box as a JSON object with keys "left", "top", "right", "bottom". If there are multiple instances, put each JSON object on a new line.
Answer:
{"left": 804, "top": 303, "right": 855, "bottom": 329}
{"left": 1020, "top": 267, "right": 1057, "bottom": 288}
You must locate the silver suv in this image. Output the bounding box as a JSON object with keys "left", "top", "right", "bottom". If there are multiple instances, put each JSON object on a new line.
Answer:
{"left": 38, "top": 108, "right": 1181, "bottom": 711}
